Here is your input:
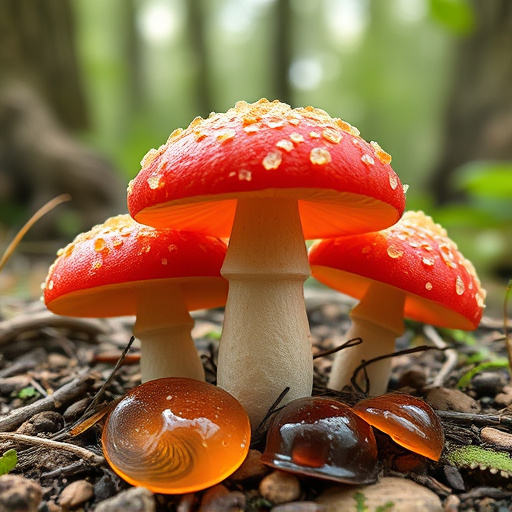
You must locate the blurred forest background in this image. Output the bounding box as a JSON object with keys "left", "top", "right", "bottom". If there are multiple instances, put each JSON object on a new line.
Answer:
{"left": 0, "top": 0, "right": 511, "bottom": 312}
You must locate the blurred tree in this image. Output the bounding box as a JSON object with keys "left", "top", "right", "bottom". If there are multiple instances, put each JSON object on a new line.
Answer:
{"left": 274, "top": 0, "right": 292, "bottom": 105}
{"left": 430, "top": 0, "right": 512, "bottom": 204}
{"left": 0, "top": 0, "right": 88, "bottom": 130}
{"left": 187, "top": 0, "right": 215, "bottom": 117}
{"left": 0, "top": 0, "right": 124, "bottom": 239}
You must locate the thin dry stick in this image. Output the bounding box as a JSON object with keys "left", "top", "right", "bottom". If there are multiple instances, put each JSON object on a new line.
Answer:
{"left": 0, "top": 432, "right": 104, "bottom": 465}
{"left": 424, "top": 324, "right": 458, "bottom": 387}
{"left": 0, "top": 311, "right": 107, "bottom": 346}
{"left": 0, "top": 374, "right": 95, "bottom": 431}
{"left": 0, "top": 193, "right": 71, "bottom": 273}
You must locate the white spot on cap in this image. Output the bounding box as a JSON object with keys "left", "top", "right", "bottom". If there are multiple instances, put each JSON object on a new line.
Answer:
{"left": 147, "top": 175, "right": 163, "bottom": 190}
{"left": 361, "top": 154, "right": 375, "bottom": 166}
{"left": 456, "top": 276, "right": 465, "bottom": 295}
{"left": 243, "top": 125, "right": 259, "bottom": 134}
{"left": 238, "top": 169, "right": 252, "bottom": 181}
{"left": 310, "top": 147, "right": 332, "bottom": 165}
{"left": 322, "top": 128, "right": 343, "bottom": 144}
{"left": 425, "top": 282, "right": 433, "bottom": 291}
{"left": 276, "top": 139, "right": 294, "bottom": 152}
{"left": 290, "top": 133, "right": 304, "bottom": 144}
{"left": 262, "top": 152, "right": 282, "bottom": 170}
{"left": 387, "top": 245, "right": 404, "bottom": 259}
{"left": 216, "top": 129, "right": 236, "bottom": 142}
{"left": 389, "top": 174, "right": 398, "bottom": 190}
{"left": 309, "top": 131, "right": 321, "bottom": 139}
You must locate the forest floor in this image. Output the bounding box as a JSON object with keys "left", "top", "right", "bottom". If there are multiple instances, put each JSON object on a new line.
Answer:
{"left": 0, "top": 285, "right": 511, "bottom": 512}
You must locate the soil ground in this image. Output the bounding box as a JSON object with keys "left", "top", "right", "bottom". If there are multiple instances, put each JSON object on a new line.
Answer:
{"left": 0, "top": 285, "right": 511, "bottom": 511}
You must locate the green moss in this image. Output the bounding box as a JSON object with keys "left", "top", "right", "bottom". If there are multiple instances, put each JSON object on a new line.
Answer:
{"left": 447, "top": 445, "right": 512, "bottom": 474}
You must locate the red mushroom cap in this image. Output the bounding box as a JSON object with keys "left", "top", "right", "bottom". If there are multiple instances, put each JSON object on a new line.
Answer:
{"left": 127, "top": 99, "right": 406, "bottom": 239}
{"left": 309, "top": 211, "right": 485, "bottom": 330}
{"left": 44, "top": 214, "right": 228, "bottom": 317}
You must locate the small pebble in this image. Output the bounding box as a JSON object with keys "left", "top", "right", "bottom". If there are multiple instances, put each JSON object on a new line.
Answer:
{"left": 425, "top": 387, "right": 480, "bottom": 413}
{"left": 397, "top": 367, "right": 428, "bottom": 390}
{"left": 470, "top": 372, "right": 507, "bottom": 398}
{"left": 442, "top": 465, "right": 466, "bottom": 492}
{"left": 316, "top": 476, "right": 443, "bottom": 511}
{"left": 199, "top": 484, "right": 246, "bottom": 512}
{"left": 59, "top": 479, "right": 94, "bottom": 509}
{"left": 443, "top": 494, "right": 461, "bottom": 512}
{"left": 93, "top": 473, "right": 118, "bottom": 501}
{"left": 16, "top": 411, "right": 64, "bottom": 435}
{"left": 95, "top": 486, "right": 155, "bottom": 512}
{"left": 63, "top": 397, "right": 91, "bottom": 422}
{"left": 480, "top": 427, "right": 512, "bottom": 451}
{"left": 494, "top": 385, "right": 512, "bottom": 407}
{"left": 229, "top": 449, "right": 268, "bottom": 481}
{"left": 0, "top": 474, "right": 43, "bottom": 512}
{"left": 272, "top": 501, "right": 327, "bottom": 512}
{"left": 259, "top": 471, "right": 301, "bottom": 505}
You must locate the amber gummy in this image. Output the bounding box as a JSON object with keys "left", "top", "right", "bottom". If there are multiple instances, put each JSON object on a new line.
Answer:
{"left": 102, "top": 378, "right": 251, "bottom": 494}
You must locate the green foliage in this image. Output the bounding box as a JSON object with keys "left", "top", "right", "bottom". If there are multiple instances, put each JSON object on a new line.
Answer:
{"left": 17, "top": 386, "right": 39, "bottom": 400}
{"left": 353, "top": 492, "right": 394, "bottom": 512}
{"left": 457, "top": 359, "right": 509, "bottom": 388}
{"left": 448, "top": 445, "right": 512, "bottom": 474}
{"left": 0, "top": 449, "right": 17, "bottom": 476}
{"left": 428, "top": 0, "right": 475, "bottom": 34}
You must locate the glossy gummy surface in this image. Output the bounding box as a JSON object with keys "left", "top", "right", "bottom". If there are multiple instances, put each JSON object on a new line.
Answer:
{"left": 102, "top": 378, "right": 251, "bottom": 494}
{"left": 353, "top": 393, "right": 444, "bottom": 461}
{"left": 261, "top": 396, "right": 379, "bottom": 484}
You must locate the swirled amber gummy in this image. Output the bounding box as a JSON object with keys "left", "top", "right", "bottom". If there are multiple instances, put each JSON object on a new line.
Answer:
{"left": 102, "top": 378, "right": 251, "bottom": 494}
{"left": 261, "top": 396, "right": 379, "bottom": 484}
{"left": 353, "top": 393, "right": 444, "bottom": 461}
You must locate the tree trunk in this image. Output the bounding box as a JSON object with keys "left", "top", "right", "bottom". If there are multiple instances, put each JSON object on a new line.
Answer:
{"left": 430, "top": 1, "right": 512, "bottom": 204}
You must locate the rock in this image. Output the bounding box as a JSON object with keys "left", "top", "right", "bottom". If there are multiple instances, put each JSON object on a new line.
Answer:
{"left": 470, "top": 372, "right": 507, "bottom": 398}
{"left": 16, "top": 411, "right": 64, "bottom": 435}
{"left": 59, "top": 479, "right": 94, "bottom": 509}
{"left": 0, "top": 474, "right": 43, "bottom": 512}
{"left": 95, "top": 486, "right": 155, "bottom": 512}
{"left": 259, "top": 471, "right": 302, "bottom": 505}
{"left": 424, "top": 387, "right": 480, "bottom": 413}
{"left": 199, "top": 484, "right": 246, "bottom": 512}
{"left": 443, "top": 494, "right": 461, "bottom": 512}
{"left": 272, "top": 501, "right": 327, "bottom": 512}
{"left": 229, "top": 449, "right": 268, "bottom": 482}
{"left": 494, "top": 385, "right": 512, "bottom": 407}
{"left": 316, "top": 477, "right": 443, "bottom": 512}
{"left": 480, "top": 427, "right": 512, "bottom": 451}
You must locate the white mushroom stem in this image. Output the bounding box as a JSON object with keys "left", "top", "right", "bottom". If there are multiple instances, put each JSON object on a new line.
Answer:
{"left": 327, "top": 281, "right": 406, "bottom": 396}
{"left": 133, "top": 286, "right": 205, "bottom": 383}
{"left": 217, "top": 197, "right": 313, "bottom": 430}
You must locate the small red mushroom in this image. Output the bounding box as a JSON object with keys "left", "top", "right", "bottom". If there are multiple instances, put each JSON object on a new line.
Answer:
{"left": 309, "top": 210, "right": 486, "bottom": 395}
{"left": 127, "top": 99, "right": 406, "bottom": 428}
{"left": 43, "top": 214, "right": 228, "bottom": 383}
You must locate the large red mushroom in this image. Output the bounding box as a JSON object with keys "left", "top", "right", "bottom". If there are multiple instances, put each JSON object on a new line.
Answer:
{"left": 43, "top": 214, "right": 228, "bottom": 383}
{"left": 127, "top": 99, "right": 406, "bottom": 428}
{"left": 309, "top": 210, "right": 486, "bottom": 395}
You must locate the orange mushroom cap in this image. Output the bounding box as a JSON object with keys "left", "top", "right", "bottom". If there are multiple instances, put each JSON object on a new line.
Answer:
{"left": 43, "top": 214, "right": 228, "bottom": 316}
{"left": 309, "top": 211, "right": 485, "bottom": 330}
{"left": 127, "top": 99, "right": 406, "bottom": 238}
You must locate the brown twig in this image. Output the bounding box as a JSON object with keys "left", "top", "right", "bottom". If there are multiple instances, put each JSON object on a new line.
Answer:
{"left": 0, "top": 311, "right": 107, "bottom": 346}
{"left": 0, "top": 374, "right": 96, "bottom": 431}
{"left": 0, "top": 432, "right": 104, "bottom": 465}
